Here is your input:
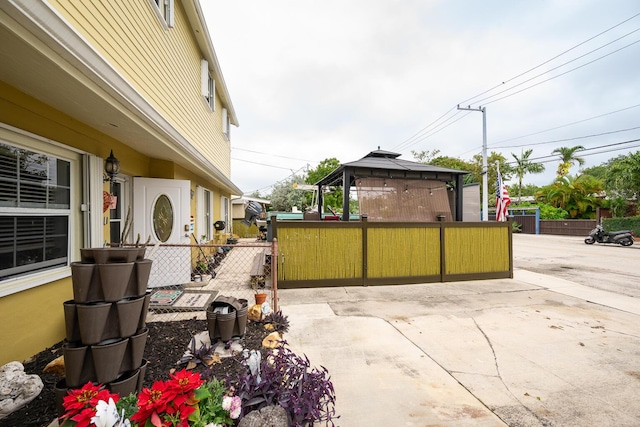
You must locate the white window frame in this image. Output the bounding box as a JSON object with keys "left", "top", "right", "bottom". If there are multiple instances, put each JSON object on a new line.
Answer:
{"left": 222, "top": 108, "right": 231, "bottom": 141}
{"left": 220, "top": 196, "right": 230, "bottom": 233}
{"left": 201, "top": 59, "right": 215, "bottom": 111}
{"left": 149, "top": 0, "right": 175, "bottom": 28}
{"left": 196, "top": 186, "right": 214, "bottom": 242}
{"left": 0, "top": 125, "right": 81, "bottom": 297}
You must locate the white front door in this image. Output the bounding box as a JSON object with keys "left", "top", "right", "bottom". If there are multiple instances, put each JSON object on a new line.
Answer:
{"left": 133, "top": 178, "right": 191, "bottom": 287}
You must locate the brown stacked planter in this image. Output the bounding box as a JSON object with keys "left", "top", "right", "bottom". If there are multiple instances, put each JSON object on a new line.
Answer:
{"left": 55, "top": 248, "right": 152, "bottom": 417}
{"left": 206, "top": 296, "right": 248, "bottom": 342}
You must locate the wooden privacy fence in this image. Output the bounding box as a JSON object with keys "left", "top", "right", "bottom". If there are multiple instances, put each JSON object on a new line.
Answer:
{"left": 272, "top": 219, "right": 512, "bottom": 289}
{"left": 539, "top": 219, "right": 596, "bottom": 236}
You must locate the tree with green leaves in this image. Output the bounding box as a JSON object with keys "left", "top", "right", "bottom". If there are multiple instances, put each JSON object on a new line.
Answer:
{"left": 305, "top": 158, "right": 343, "bottom": 212}
{"left": 535, "top": 174, "right": 603, "bottom": 218}
{"left": 511, "top": 149, "right": 545, "bottom": 202}
{"left": 268, "top": 175, "right": 308, "bottom": 212}
{"left": 517, "top": 183, "right": 541, "bottom": 198}
{"left": 412, "top": 149, "right": 473, "bottom": 172}
{"left": 413, "top": 150, "right": 511, "bottom": 203}
{"left": 470, "top": 152, "right": 513, "bottom": 204}
{"left": 581, "top": 164, "right": 608, "bottom": 181}
{"left": 600, "top": 151, "right": 640, "bottom": 216}
{"left": 305, "top": 158, "right": 341, "bottom": 184}
{"left": 603, "top": 151, "right": 640, "bottom": 201}
{"left": 552, "top": 145, "right": 585, "bottom": 178}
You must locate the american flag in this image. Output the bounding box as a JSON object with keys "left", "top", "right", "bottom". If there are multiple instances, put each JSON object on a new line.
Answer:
{"left": 496, "top": 170, "right": 511, "bottom": 221}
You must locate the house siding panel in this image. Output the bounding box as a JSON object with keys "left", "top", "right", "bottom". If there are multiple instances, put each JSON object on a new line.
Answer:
{"left": 49, "top": 0, "right": 230, "bottom": 176}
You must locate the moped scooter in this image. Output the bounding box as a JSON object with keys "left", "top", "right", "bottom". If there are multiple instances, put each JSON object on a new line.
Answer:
{"left": 584, "top": 224, "right": 634, "bottom": 246}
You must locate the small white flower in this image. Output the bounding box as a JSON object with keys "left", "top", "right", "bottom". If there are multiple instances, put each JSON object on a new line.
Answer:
{"left": 90, "top": 398, "right": 130, "bottom": 427}
{"left": 222, "top": 395, "right": 232, "bottom": 411}
{"left": 90, "top": 398, "right": 119, "bottom": 427}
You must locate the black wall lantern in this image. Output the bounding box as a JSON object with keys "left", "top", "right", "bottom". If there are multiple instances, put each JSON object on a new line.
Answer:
{"left": 103, "top": 150, "right": 120, "bottom": 182}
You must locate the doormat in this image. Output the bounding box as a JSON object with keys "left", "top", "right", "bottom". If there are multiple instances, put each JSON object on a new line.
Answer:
{"left": 150, "top": 290, "right": 218, "bottom": 312}
{"left": 150, "top": 289, "right": 183, "bottom": 306}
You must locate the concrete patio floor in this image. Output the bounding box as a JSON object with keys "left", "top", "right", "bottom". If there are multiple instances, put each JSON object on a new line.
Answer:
{"left": 279, "top": 269, "right": 640, "bottom": 426}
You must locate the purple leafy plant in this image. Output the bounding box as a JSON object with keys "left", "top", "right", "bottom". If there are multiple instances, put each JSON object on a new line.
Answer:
{"left": 178, "top": 336, "right": 217, "bottom": 367}
{"left": 235, "top": 344, "right": 338, "bottom": 426}
{"left": 262, "top": 310, "right": 290, "bottom": 333}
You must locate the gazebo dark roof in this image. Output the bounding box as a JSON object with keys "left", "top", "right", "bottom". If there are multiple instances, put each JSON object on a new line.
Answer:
{"left": 315, "top": 149, "right": 469, "bottom": 187}
{"left": 314, "top": 150, "right": 469, "bottom": 221}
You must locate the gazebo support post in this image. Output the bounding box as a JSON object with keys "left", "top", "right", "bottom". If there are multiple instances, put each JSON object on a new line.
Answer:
{"left": 342, "top": 168, "right": 351, "bottom": 221}
{"left": 317, "top": 183, "right": 324, "bottom": 215}
{"left": 455, "top": 174, "right": 464, "bottom": 221}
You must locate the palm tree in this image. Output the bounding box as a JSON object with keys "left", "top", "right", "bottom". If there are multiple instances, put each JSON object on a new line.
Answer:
{"left": 511, "top": 149, "right": 545, "bottom": 201}
{"left": 552, "top": 145, "right": 585, "bottom": 178}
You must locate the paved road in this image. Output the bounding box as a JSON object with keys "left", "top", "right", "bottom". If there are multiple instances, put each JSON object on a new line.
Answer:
{"left": 513, "top": 233, "right": 640, "bottom": 298}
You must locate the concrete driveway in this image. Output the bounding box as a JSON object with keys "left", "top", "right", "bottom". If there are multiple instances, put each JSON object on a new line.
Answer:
{"left": 278, "top": 234, "right": 640, "bottom": 426}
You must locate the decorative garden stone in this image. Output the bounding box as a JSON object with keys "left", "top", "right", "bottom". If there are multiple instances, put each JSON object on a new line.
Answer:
{"left": 237, "top": 405, "right": 288, "bottom": 427}
{"left": 0, "top": 362, "right": 44, "bottom": 420}
{"left": 43, "top": 356, "right": 65, "bottom": 377}
{"left": 247, "top": 304, "right": 262, "bottom": 321}
{"left": 262, "top": 331, "right": 282, "bottom": 349}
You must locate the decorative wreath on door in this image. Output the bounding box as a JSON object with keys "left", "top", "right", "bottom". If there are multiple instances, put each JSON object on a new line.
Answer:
{"left": 103, "top": 191, "right": 112, "bottom": 213}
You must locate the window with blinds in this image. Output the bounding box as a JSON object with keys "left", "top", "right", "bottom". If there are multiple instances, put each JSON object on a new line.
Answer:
{"left": 0, "top": 142, "right": 70, "bottom": 280}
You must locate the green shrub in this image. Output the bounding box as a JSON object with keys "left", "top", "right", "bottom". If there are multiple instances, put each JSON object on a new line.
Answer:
{"left": 602, "top": 217, "right": 640, "bottom": 236}
{"left": 539, "top": 203, "right": 568, "bottom": 220}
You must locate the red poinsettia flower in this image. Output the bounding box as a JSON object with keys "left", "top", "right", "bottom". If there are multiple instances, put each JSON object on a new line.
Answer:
{"left": 60, "top": 382, "right": 119, "bottom": 427}
{"left": 130, "top": 379, "right": 179, "bottom": 424}
{"left": 130, "top": 371, "right": 207, "bottom": 426}
{"left": 70, "top": 406, "right": 98, "bottom": 427}
{"left": 169, "top": 369, "right": 203, "bottom": 394}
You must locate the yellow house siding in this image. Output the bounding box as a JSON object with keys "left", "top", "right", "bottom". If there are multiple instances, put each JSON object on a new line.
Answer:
{"left": 0, "top": 84, "right": 231, "bottom": 364}
{"left": 49, "top": 0, "right": 231, "bottom": 176}
{"left": 0, "top": 278, "right": 71, "bottom": 365}
{"left": 0, "top": 82, "right": 151, "bottom": 178}
{"left": 174, "top": 163, "right": 228, "bottom": 220}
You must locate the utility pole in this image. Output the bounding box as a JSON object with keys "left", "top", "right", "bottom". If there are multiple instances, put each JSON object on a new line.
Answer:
{"left": 457, "top": 105, "right": 488, "bottom": 221}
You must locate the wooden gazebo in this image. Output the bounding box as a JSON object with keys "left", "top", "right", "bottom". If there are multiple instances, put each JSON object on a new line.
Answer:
{"left": 315, "top": 150, "right": 469, "bottom": 221}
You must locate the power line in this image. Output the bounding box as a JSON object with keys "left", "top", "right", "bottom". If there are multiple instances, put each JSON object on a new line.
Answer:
{"left": 492, "top": 126, "right": 640, "bottom": 149}
{"left": 504, "top": 137, "right": 640, "bottom": 166}
{"left": 459, "top": 11, "right": 640, "bottom": 106}
{"left": 515, "top": 143, "right": 640, "bottom": 167}
{"left": 398, "top": 35, "right": 640, "bottom": 154}
{"left": 231, "top": 157, "right": 295, "bottom": 170}
{"left": 395, "top": 111, "right": 472, "bottom": 152}
{"left": 233, "top": 147, "right": 314, "bottom": 163}
{"left": 481, "top": 38, "right": 640, "bottom": 107}
{"left": 392, "top": 107, "right": 456, "bottom": 150}
{"left": 241, "top": 164, "right": 309, "bottom": 195}
{"left": 396, "top": 12, "right": 640, "bottom": 154}
{"left": 492, "top": 103, "right": 640, "bottom": 144}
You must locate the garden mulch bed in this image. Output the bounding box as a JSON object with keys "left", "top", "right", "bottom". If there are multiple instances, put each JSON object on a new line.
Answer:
{"left": 0, "top": 317, "right": 267, "bottom": 427}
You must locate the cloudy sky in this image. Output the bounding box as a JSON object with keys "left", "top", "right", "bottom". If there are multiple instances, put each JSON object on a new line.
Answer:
{"left": 201, "top": 1, "right": 640, "bottom": 195}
